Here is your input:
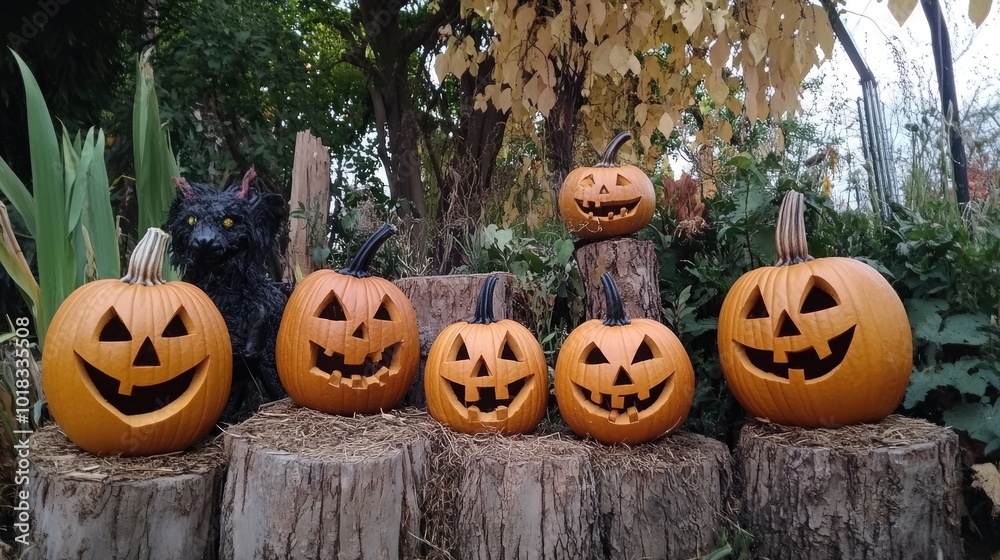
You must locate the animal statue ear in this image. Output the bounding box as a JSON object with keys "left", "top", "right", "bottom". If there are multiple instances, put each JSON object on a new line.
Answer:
{"left": 237, "top": 166, "right": 257, "bottom": 199}
{"left": 173, "top": 177, "right": 194, "bottom": 199}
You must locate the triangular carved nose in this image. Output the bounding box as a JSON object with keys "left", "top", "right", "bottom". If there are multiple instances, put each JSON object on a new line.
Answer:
{"left": 613, "top": 367, "right": 634, "bottom": 386}
{"left": 352, "top": 323, "right": 367, "bottom": 339}
{"left": 776, "top": 311, "right": 801, "bottom": 337}
{"left": 133, "top": 337, "right": 160, "bottom": 366}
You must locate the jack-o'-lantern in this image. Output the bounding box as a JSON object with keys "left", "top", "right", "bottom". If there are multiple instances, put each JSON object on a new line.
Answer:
{"left": 42, "top": 228, "right": 232, "bottom": 456}
{"left": 558, "top": 131, "right": 655, "bottom": 239}
{"left": 277, "top": 224, "right": 419, "bottom": 414}
{"left": 555, "top": 273, "right": 694, "bottom": 444}
{"left": 717, "top": 191, "right": 912, "bottom": 427}
{"left": 425, "top": 275, "right": 547, "bottom": 434}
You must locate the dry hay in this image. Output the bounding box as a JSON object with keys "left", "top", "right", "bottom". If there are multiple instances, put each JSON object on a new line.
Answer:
{"left": 30, "top": 423, "right": 225, "bottom": 483}
{"left": 741, "top": 414, "right": 953, "bottom": 451}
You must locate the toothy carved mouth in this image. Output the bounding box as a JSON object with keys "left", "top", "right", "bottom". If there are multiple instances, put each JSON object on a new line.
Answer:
{"left": 311, "top": 341, "right": 399, "bottom": 389}
{"left": 81, "top": 356, "right": 201, "bottom": 416}
{"left": 575, "top": 197, "right": 641, "bottom": 220}
{"left": 573, "top": 378, "right": 669, "bottom": 423}
{"left": 738, "top": 326, "right": 856, "bottom": 381}
{"left": 447, "top": 378, "right": 527, "bottom": 411}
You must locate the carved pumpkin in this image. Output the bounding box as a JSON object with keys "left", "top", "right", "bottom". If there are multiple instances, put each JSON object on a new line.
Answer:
{"left": 42, "top": 228, "right": 232, "bottom": 456}
{"left": 558, "top": 131, "right": 656, "bottom": 239}
{"left": 425, "top": 276, "right": 547, "bottom": 434}
{"left": 277, "top": 224, "right": 419, "bottom": 414}
{"left": 717, "top": 191, "right": 912, "bottom": 427}
{"left": 555, "top": 273, "right": 694, "bottom": 444}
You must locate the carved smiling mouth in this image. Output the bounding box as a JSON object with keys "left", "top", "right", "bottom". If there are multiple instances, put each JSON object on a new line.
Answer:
{"left": 447, "top": 377, "right": 527, "bottom": 413}
{"left": 311, "top": 341, "right": 399, "bottom": 389}
{"left": 81, "top": 356, "right": 200, "bottom": 416}
{"left": 738, "top": 326, "right": 856, "bottom": 381}
{"left": 573, "top": 377, "right": 669, "bottom": 423}
{"left": 575, "top": 197, "right": 641, "bottom": 220}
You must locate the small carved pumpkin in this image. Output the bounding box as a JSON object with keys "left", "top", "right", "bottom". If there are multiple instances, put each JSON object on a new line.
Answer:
{"left": 555, "top": 273, "right": 694, "bottom": 444}
{"left": 277, "top": 224, "right": 419, "bottom": 414}
{"left": 425, "top": 276, "right": 547, "bottom": 434}
{"left": 42, "top": 228, "right": 232, "bottom": 456}
{"left": 558, "top": 131, "right": 656, "bottom": 239}
{"left": 717, "top": 191, "right": 912, "bottom": 427}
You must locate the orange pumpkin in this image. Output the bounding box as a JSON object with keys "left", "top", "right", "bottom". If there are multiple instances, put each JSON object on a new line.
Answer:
{"left": 425, "top": 276, "right": 548, "bottom": 434}
{"left": 555, "top": 273, "right": 694, "bottom": 444}
{"left": 558, "top": 131, "right": 655, "bottom": 239}
{"left": 717, "top": 191, "right": 912, "bottom": 427}
{"left": 42, "top": 228, "right": 232, "bottom": 456}
{"left": 276, "top": 224, "right": 419, "bottom": 414}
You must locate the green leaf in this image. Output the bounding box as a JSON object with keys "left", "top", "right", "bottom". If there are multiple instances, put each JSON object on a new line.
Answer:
{"left": 554, "top": 238, "right": 574, "bottom": 265}
{"left": 0, "top": 156, "right": 36, "bottom": 237}
{"left": 67, "top": 128, "right": 97, "bottom": 235}
{"left": 12, "top": 49, "right": 73, "bottom": 348}
{"left": 905, "top": 298, "right": 948, "bottom": 342}
{"left": 728, "top": 153, "right": 754, "bottom": 169}
{"left": 936, "top": 314, "right": 991, "bottom": 346}
{"left": 904, "top": 359, "right": 995, "bottom": 408}
{"left": 492, "top": 227, "right": 513, "bottom": 251}
{"left": 82, "top": 130, "right": 120, "bottom": 279}
{"left": 945, "top": 402, "right": 1000, "bottom": 445}
{"left": 0, "top": 203, "right": 41, "bottom": 318}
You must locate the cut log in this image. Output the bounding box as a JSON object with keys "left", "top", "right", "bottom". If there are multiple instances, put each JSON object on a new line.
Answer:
{"left": 735, "top": 415, "right": 963, "bottom": 560}
{"left": 590, "top": 432, "right": 731, "bottom": 559}
{"left": 284, "top": 130, "right": 331, "bottom": 283}
{"left": 574, "top": 238, "right": 661, "bottom": 321}
{"left": 395, "top": 272, "right": 526, "bottom": 406}
{"left": 25, "top": 424, "right": 225, "bottom": 560}
{"left": 423, "top": 428, "right": 730, "bottom": 559}
{"left": 219, "top": 400, "right": 438, "bottom": 560}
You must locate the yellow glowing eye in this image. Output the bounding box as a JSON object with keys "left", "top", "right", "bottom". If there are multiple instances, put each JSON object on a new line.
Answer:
{"left": 222, "top": 218, "right": 234, "bottom": 228}
{"left": 187, "top": 216, "right": 197, "bottom": 226}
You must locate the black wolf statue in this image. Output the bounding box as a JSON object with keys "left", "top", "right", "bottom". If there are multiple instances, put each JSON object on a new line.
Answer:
{"left": 167, "top": 167, "right": 288, "bottom": 423}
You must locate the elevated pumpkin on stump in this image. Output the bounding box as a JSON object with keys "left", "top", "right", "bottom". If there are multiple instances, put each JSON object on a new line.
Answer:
{"left": 555, "top": 272, "right": 694, "bottom": 445}
{"left": 558, "top": 131, "right": 655, "bottom": 239}
{"left": 42, "top": 228, "right": 232, "bottom": 456}
{"left": 424, "top": 275, "right": 548, "bottom": 435}
{"left": 717, "top": 190, "right": 912, "bottom": 427}
{"left": 276, "top": 224, "right": 419, "bottom": 414}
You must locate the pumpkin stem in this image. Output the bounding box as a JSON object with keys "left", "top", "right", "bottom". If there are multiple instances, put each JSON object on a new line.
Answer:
{"left": 596, "top": 131, "right": 632, "bottom": 168}
{"left": 341, "top": 223, "right": 396, "bottom": 278}
{"left": 774, "top": 190, "right": 814, "bottom": 266}
{"left": 470, "top": 275, "right": 500, "bottom": 324}
{"left": 121, "top": 227, "right": 169, "bottom": 286}
{"left": 600, "top": 272, "right": 630, "bottom": 326}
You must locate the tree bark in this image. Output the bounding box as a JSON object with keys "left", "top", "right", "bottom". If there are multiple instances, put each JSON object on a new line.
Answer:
{"left": 219, "top": 401, "right": 435, "bottom": 560}
{"left": 575, "top": 238, "right": 662, "bottom": 321}
{"left": 735, "top": 416, "right": 963, "bottom": 560}
{"left": 284, "top": 130, "right": 331, "bottom": 282}
{"left": 26, "top": 425, "right": 225, "bottom": 560}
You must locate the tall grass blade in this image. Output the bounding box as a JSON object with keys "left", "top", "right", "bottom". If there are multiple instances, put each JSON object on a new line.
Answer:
{"left": 134, "top": 49, "right": 179, "bottom": 236}
{"left": 12, "top": 49, "right": 73, "bottom": 348}
{"left": 67, "top": 127, "right": 96, "bottom": 235}
{"left": 0, "top": 157, "right": 36, "bottom": 237}
{"left": 0, "top": 202, "right": 40, "bottom": 318}
{"left": 83, "top": 130, "right": 120, "bottom": 279}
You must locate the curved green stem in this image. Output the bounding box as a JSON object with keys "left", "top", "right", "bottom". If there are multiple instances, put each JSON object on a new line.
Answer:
{"left": 596, "top": 131, "right": 632, "bottom": 168}
{"left": 340, "top": 224, "right": 396, "bottom": 278}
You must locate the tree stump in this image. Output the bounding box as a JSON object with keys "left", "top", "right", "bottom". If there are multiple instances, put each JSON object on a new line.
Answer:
{"left": 283, "top": 130, "right": 330, "bottom": 283}
{"left": 219, "top": 400, "right": 438, "bottom": 560}
{"left": 422, "top": 427, "right": 730, "bottom": 559}
{"left": 395, "top": 272, "right": 526, "bottom": 406}
{"left": 590, "top": 432, "right": 731, "bottom": 559}
{"left": 735, "top": 415, "right": 963, "bottom": 560}
{"left": 574, "top": 239, "right": 661, "bottom": 321}
{"left": 26, "top": 424, "right": 225, "bottom": 560}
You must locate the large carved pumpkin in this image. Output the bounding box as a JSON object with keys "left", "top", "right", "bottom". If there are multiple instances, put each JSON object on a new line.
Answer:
{"left": 277, "top": 224, "right": 419, "bottom": 414}
{"left": 555, "top": 273, "right": 694, "bottom": 444}
{"left": 558, "top": 131, "right": 655, "bottom": 239}
{"left": 425, "top": 276, "right": 547, "bottom": 435}
{"left": 42, "top": 228, "right": 232, "bottom": 456}
{"left": 717, "top": 191, "right": 912, "bottom": 427}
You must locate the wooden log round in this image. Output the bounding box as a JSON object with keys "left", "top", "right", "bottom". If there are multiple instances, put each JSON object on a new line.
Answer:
{"left": 25, "top": 424, "right": 225, "bottom": 560}
{"left": 735, "top": 415, "right": 963, "bottom": 560}
{"left": 395, "top": 272, "right": 525, "bottom": 407}
{"left": 574, "top": 238, "right": 661, "bottom": 321}
{"left": 219, "top": 400, "right": 438, "bottom": 560}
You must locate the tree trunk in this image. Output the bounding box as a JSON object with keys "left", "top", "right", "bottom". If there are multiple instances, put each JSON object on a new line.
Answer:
{"left": 575, "top": 238, "right": 661, "bottom": 321}
{"left": 394, "top": 272, "right": 526, "bottom": 407}
{"left": 26, "top": 425, "right": 225, "bottom": 560}
{"left": 284, "top": 130, "right": 331, "bottom": 282}
{"left": 219, "top": 401, "right": 435, "bottom": 560}
{"left": 735, "top": 416, "right": 963, "bottom": 560}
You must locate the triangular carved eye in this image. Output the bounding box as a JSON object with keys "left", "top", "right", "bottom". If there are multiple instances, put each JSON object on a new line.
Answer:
{"left": 581, "top": 175, "right": 596, "bottom": 187}
{"left": 616, "top": 174, "right": 630, "bottom": 186}
{"left": 801, "top": 281, "right": 838, "bottom": 313}
{"left": 100, "top": 310, "right": 131, "bottom": 341}
{"left": 499, "top": 337, "right": 520, "bottom": 361}
{"left": 745, "top": 287, "right": 769, "bottom": 319}
{"left": 374, "top": 296, "right": 395, "bottom": 321}
{"left": 585, "top": 344, "right": 610, "bottom": 365}
{"left": 162, "top": 309, "right": 189, "bottom": 338}
{"left": 453, "top": 337, "right": 470, "bottom": 361}
{"left": 632, "top": 339, "right": 654, "bottom": 364}
{"left": 318, "top": 294, "right": 348, "bottom": 321}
